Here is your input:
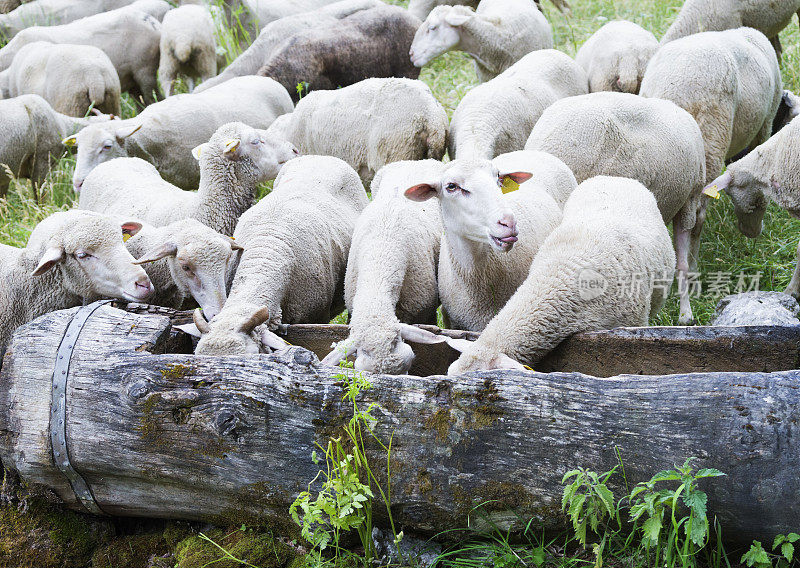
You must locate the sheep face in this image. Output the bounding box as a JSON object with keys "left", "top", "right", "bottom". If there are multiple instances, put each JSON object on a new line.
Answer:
{"left": 67, "top": 121, "right": 141, "bottom": 192}
{"left": 447, "top": 342, "right": 525, "bottom": 375}
{"left": 409, "top": 6, "right": 471, "bottom": 68}
{"left": 194, "top": 123, "right": 299, "bottom": 186}
{"left": 30, "top": 212, "right": 153, "bottom": 302}
{"left": 405, "top": 160, "right": 529, "bottom": 252}
{"left": 706, "top": 170, "right": 768, "bottom": 239}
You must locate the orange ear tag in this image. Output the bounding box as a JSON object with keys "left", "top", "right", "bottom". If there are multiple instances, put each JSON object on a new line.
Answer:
{"left": 501, "top": 177, "right": 520, "bottom": 194}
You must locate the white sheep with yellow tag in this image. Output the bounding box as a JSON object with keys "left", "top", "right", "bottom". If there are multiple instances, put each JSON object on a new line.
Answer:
{"left": 77, "top": 122, "right": 298, "bottom": 237}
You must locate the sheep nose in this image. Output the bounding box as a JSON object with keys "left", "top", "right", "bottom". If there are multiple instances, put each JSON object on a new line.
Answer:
{"left": 135, "top": 276, "right": 153, "bottom": 298}
{"left": 498, "top": 213, "right": 517, "bottom": 234}
{"left": 292, "top": 146, "right": 300, "bottom": 155}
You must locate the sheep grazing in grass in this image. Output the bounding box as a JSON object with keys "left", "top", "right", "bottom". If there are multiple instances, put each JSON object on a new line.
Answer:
{"left": 575, "top": 20, "right": 658, "bottom": 94}
{"left": 322, "top": 159, "right": 446, "bottom": 374}
{"left": 0, "top": 42, "right": 121, "bottom": 117}
{"left": 267, "top": 78, "right": 447, "bottom": 185}
{"left": 447, "top": 176, "right": 675, "bottom": 374}
{"left": 409, "top": 0, "right": 553, "bottom": 82}
{"left": 193, "top": 155, "right": 368, "bottom": 356}
{"left": 0, "top": 210, "right": 153, "bottom": 357}
{"left": 158, "top": 4, "right": 217, "bottom": 96}
{"left": 0, "top": 5, "right": 163, "bottom": 104}
{"left": 404, "top": 158, "right": 562, "bottom": 332}
{"left": 640, "top": 27, "right": 782, "bottom": 184}
{"left": 448, "top": 49, "right": 587, "bottom": 159}
{"left": 661, "top": 0, "right": 800, "bottom": 60}
{"left": 66, "top": 76, "right": 293, "bottom": 192}
{"left": 124, "top": 218, "right": 242, "bottom": 320}
{"left": 525, "top": 92, "right": 706, "bottom": 324}
{"left": 77, "top": 122, "right": 298, "bottom": 237}
{"left": 194, "top": 0, "right": 381, "bottom": 92}
{"left": 407, "top": 0, "right": 570, "bottom": 22}
{"left": 256, "top": 4, "right": 421, "bottom": 103}
{"left": 0, "top": 94, "right": 109, "bottom": 198}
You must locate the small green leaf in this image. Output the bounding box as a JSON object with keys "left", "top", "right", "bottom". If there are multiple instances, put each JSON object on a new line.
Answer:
{"left": 642, "top": 515, "right": 663, "bottom": 545}
{"left": 781, "top": 542, "right": 794, "bottom": 563}
{"left": 788, "top": 533, "right": 800, "bottom": 543}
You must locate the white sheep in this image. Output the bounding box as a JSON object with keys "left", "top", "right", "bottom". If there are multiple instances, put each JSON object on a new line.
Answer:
{"left": 267, "top": 77, "right": 447, "bottom": 185}
{"left": 321, "top": 160, "right": 447, "bottom": 374}
{"left": 66, "top": 76, "right": 293, "bottom": 192}
{"left": 661, "top": 0, "right": 800, "bottom": 59}
{"left": 525, "top": 91, "right": 706, "bottom": 324}
{"left": 0, "top": 42, "right": 121, "bottom": 117}
{"left": 0, "top": 94, "right": 108, "bottom": 198}
{"left": 448, "top": 49, "right": 587, "bottom": 159}
{"left": 124, "top": 218, "right": 243, "bottom": 320}
{"left": 447, "top": 176, "right": 676, "bottom": 374}
{"left": 409, "top": 0, "right": 553, "bottom": 82}
{"left": 404, "top": 157, "right": 562, "bottom": 332}
{"left": 640, "top": 27, "right": 781, "bottom": 187}
{"left": 575, "top": 20, "right": 658, "bottom": 94}
{"left": 77, "top": 122, "right": 298, "bottom": 237}
{"left": 158, "top": 4, "right": 217, "bottom": 97}
{"left": 0, "top": 0, "right": 144, "bottom": 39}
{"left": 0, "top": 209, "right": 153, "bottom": 356}
{"left": 0, "top": 4, "right": 164, "bottom": 104}
{"left": 193, "top": 155, "right": 368, "bottom": 355}
{"left": 407, "top": 0, "right": 570, "bottom": 21}
{"left": 194, "top": 0, "right": 381, "bottom": 92}
{"left": 490, "top": 150, "right": 577, "bottom": 208}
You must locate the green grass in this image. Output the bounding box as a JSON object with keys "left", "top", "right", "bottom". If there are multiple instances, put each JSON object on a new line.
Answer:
{"left": 2, "top": 0, "right": 800, "bottom": 325}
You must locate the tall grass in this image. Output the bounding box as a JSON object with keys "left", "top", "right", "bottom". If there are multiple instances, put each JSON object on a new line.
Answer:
{"left": 1, "top": 0, "right": 799, "bottom": 324}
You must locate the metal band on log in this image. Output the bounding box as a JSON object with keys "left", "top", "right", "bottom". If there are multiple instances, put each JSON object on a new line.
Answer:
{"left": 0, "top": 304, "right": 799, "bottom": 542}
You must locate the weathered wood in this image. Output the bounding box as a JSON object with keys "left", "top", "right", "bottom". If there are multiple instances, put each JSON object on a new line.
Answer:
{"left": 1, "top": 305, "right": 799, "bottom": 543}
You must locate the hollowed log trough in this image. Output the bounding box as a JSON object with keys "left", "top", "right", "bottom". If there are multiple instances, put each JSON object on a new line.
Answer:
{"left": 1, "top": 302, "right": 799, "bottom": 542}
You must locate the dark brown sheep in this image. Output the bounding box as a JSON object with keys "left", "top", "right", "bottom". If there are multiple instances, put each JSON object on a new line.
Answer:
{"left": 256, "top": 4, "right": 420, "bottom": 102}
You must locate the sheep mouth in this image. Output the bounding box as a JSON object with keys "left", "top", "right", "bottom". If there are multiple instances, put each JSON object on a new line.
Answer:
{"left": 491, "top": 234, "right": 518, "bottom": 251}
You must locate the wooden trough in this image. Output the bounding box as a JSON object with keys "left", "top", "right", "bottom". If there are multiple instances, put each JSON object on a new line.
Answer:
{"left": 1, "top": 301, "right": 799, "bottom": 542}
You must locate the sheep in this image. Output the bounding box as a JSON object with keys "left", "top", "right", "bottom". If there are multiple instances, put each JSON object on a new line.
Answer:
{"left": 158, "top": 4, "right": 217, "bottom": 97}
{"left": 773, "top": 90, "right": 800, "bottom": 134}
{"left": 448, "top": 49, "right": 588, "bottom": 159}
{"left": 404, "top": 157, "right": 562, "bottom": 332}
{"left": 66, "top": 76, "right": 293, "bottom": 192}
{"left": 490, "top": 150, "right": 577, "bottom": 208}
{"left": 321, "top": 160, "right": 447, "bottom": 374}
{"left": 409, "top": 0, "right": 553, "bottom": 82}
{"left": 77, "top": 122, "right": 298, "bottom": 237}
{"left": 660, "top": 0, "right": 800, "bottom": 60}
{"left": 0, "top": 5, "right": 163, "bottom": 104}
{"left": 0, "top": 94, "right": 109, "bottom": 198}
{"left": 407, "top": 0, "right": 570, "bottom": 21}
{"left": 0, "top": 0, "right": 143, "bottom": 39}
{"left": 267, "top": 78, "right": 447, "bottom": 185}
{"left": 446, "top": 176, "right": 675, "bottom": 374}
{"left": 0, "top": 1, "right": 23, "bottom": 14}
{"left": 124, "top": 218, "right": 243, "bottom": 319}
{"left": 193, "top": 155, "right": 368, "bottom": 356}
{"left": 0, "top": 42, "right": 121, "bottom": 117}
{"left": 575, "top": 20, "right": 658, "bottom": 94}
{"left": 640, "top": 27, "right": 782, "bottom": 185}
{"left": 256, "top": 5, "right": 421, "bottom": 103}
{"left": 0, "top": 209, "right": 153, "bottom": 357}
{"left": 194, "top": 0, "right": 382, "bottom": 93}
{"left": 525, "top": 91, "right": 706, "bottom": 324}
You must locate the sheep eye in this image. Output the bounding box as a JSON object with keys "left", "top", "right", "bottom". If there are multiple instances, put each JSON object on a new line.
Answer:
{"left": 102, "top": 142, "right": 113, "bottom": 150}
{"left": 74, "top": 251, "right": 91, "bottom": 260}
{"left": 430, "top": 24, "right": 437, "bottom": 31}
{"left": 251, "top": 138, "right": 261, "bottom": 146}
{"left": 181, "top": 264, "right": 193, "bottom": 273}
{"left": 445, "top": 182, "right": 459, "bottom": 192}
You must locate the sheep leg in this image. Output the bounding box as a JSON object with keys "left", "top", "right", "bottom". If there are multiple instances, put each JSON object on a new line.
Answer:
{"left": 770, "top": 35, "right": 783, "bottom": 61}
{"left": 784, "top": 240, "right": 800, "bottom": 299}
{"left": 689, "top": 198, "right": 707, "bottom": 272}
{"left": 673, "top": 219, "right": 695, "bottom": 325}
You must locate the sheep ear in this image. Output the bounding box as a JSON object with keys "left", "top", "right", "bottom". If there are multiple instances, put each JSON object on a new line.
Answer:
{"left": 175, "top": 322, "right": 203, "bottom": 338}
{"left": 489, "top": 353, "right": 526, "bottom": 371}
{"left": 239, "top": 305, "right": 270, "bottom": 334}
{"left": 321, "top": 338, "right": 356, "bottom": 366}
{"left": 116, "top": 123, "right": 142, "bottom": 143}
{"left": 191, "top": 143, "right": 206, "bottom": 161}
{"left": 62, "top": 135, "right": 77, "bottom": 147}
{"left": 702, "top": 171, "right": 732, "bottom": 199}
{"left": 404, "top": 183, "right": 439, "bottom": 202}
{"left": 193, "top": 307, "right": 210, "bottom": 334}
{"left": 501, "top": 171, "right": 533, "bottom": 184}
{"left": 444, "top": 10, "right": 472, "bottom": 26}
{"left": 259, "top": 327, "right": 290, "bottom": 352}
{"left": 444, "top": 337, "right": 474, "bottom": 353}
{"left": 31, "top": 246, "right": 65, "bottom": 276}
{"left": 132, "top": 242, "right": 178, "bottom": 265}
{"left": 223, "top": 138, "right": 241, "bottom": 158}
{"left": 230, "top": 238, "right": 244, "bottom": 252}
{"left": 121, "top": 221, "right": 143, "bottom": 242}
{"left": 398, "top": 324, "right": 447, "bottom": 345}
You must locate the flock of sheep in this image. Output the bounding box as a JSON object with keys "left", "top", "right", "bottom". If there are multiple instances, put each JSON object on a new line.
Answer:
{"left": 0, "top": 0, "right": 799, "bottom": 377}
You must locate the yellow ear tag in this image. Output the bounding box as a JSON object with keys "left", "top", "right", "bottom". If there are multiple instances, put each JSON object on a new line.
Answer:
{"left": 224, "top": 138, "right": 240, "bottom": 153}
{"left": 122, "top": 232, "right": 132, "bottom": 242}
{"left": 523, "top": 364, "right": 533, "bottom": 371}
{"left": 62, "top": 137, "right": 76, "bottom": 147}
{"left": 702, "top": 184, "right": 721, "bottom": 199}
{"left": 501, "top": 177, "right": 520, "bottom": 194}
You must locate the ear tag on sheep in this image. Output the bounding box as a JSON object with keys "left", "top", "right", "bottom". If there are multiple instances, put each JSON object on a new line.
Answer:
{"left": 62, "top": 136, "right": 76, "bottom": 147}
{"left": 122, "top": 233, "right": 132, "bottom": 242}
{"left": 501, "top": 177, "right": 520, "bottom": 194}
{"left": 702, "top": 184, "right": 721, "bottom": 199}
{"left": 523, "top": 364, "right": 533, "bottom": 371}
{"left": 224, "top": 138, "right": 240, "bottom": 153}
